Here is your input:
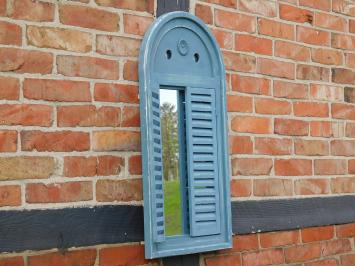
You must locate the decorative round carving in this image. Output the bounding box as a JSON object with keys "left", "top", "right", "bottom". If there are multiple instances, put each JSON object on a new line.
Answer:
{"left": 177, "top": 39, "right": 189, "bottom": 56}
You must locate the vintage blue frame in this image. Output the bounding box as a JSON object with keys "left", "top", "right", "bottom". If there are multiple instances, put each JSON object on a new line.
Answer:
{"left": 139, "top": 11, "right": 232, "bottom": 259}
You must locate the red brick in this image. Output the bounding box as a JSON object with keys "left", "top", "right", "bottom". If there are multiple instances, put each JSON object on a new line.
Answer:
{"left": 231, "top": 75, "right": 270, "bottom": 95}
{"left": 350, "top": 20, "right": 355, "bottom": 33}
{"left": 273, "top": 81, "right": 308, "bottom": 99}
{"left": 254, "top": 178, "right": 293, "bottom": 196}
{"left": 96, "top": 179, "right": 142, "bottom": 202}
{"left": 312, "top": 48, "right": 343, "bottom": 66}
{"left": 28, "top": 249, "right": 96, "bottom": 266}
{"left": 99, "top": 244, "right": 149, "bottom": 266}
{"left": 121, "top": 106, "right": 140, "bottom": 127}
{"left": 305, "top": 258, "right": 338, "bottom": 266}
{"left": 297, "top": 26, "right": 330, "bottom": 46}
{"left": 285, "top": 243, "right": 321, "bottom": 263}
{"left": 93, "top": 130, "right": 140, "bottom": 151}
{"left": 96, "top": 35, "right": 141, "bottom": 57}
{"left": 231, "top": 179, "right": 251, "bottom": 197}
{"left": 336, "top": 223, "right": 355, "bottom": 238}
{"left": 294, "top": 102, "right": 329, "bottom": 117}
{"left": 332, "top": 68, "right": 355, "bottom": 85}
{"left": 255, "top": 137, "right": 292, "bottom": 155}
{"left": 97, "top": 156, "right": 124, "bottom": 176}
{"left": 223, "top": 52, "right": 256, "bottom": 73}
{"left": 275, "top": 159, "right": 312, "bottom": 176}
{"left": 275, "top": 41, "right": 310, "bottom": 62}
{"left": 332, "top": 103, "right": 355, "bottom": 120}
{"left": 315, "top": 12, "right": 347, "bottom": 32}
{"left": 345, "top": 53, "right": 355, "bottom": 68}
{"left": 0, "top": 0, "right": 6, "bottom": 16}
{"left": 257, "top": 58, "right": 295, "bottom": 79}
{"left": 315, "top": 159, "right": 347, "bottom": 175}
{"left": 196, "top": 4, "right": 213, "bottom": 25}
{"left": 230, "top": 136, "right": 253, "bottom": 154}
{"left": 242, "top": 249, "right": 284, "bottom": 266}
{"left": 26, "top": 181, "right": 92, "bottom": 203}
{"left": 0, "top": 185, "right": 21, "bottom": 207}
{"left": 345, "top": 87, "right": 355, "bottom": 103}
{"left": 349, "top": 159, "right": 355, "bottom": 173}
{"left": 205, "top": 255, "right": 241, "bottom": 266}
{"left": 63, "top": 156, "right": 97, "bottom": 177}
{"left": 123, "top": 60, "right": 138, "bottom": 82}
{"left": 0, "top": 257, "right": 24, "bottom": 266}
{"left": 129, "top": 155, "right": 142, "bottom": 175}
{"left": 0, "top": 156, "right": 55, "bottom": 181}
{"left": 331, "top": 33, "right": 355, "bottom": 50}
{"left": 58, "top": 105, "right": 120, "bottom": 127}
{"left": 95, "top": 0, "right": 154, "bottom": 12}
{"left": 212, "top": 29, "right": 233, "bottom": 50}
{"left": 215, "top": 10, "right": 255, "bottom": 33}
{"left": 57, "top": 55, "right": 119, "bottom": 80}
{"left": 239, "top": 0, "right": 276, "bottom": 17}
{"left": 235, "top": 35, "right": 272, "bottom": 55}
{"left": 0, "top": 48, "right": 53, "bottom": 74}
{"left": 295, "top": 179, "right": 329, "bottom": 195}
{"left": 94, "top": 83, "right": 139, "bottom": 103}
{"left": 11, "top": 0, "right": 54, "bottom": 22}
{"left": 260, "top": 230, "right": 299, "bottom": 248}
{"left": 227, "top": 95, "right": 253, "bottom": 112}
{"left": 0, "top": 76, "right": 19, "bottom": 100}
{"left": 124, "top": 14, "right": 152, "bottom": 35}
{"left": 232, "top": 158, "right": 272, "bottom": 176}
{"left": 274, "top": 118, "right": 309, "bottom": 136}
{"left": 331, "top": 177, "right": 355, "bottom": 193}
{"left": 231, "top": 116, "right": 271, "bottom": 134}
{"left": 341, "top": 254, "right": 355, "bottom": 266}
{"left": 299, "top": 0, "right": 331, "bottom": 11}
{"left": 255, "top": 98, "right": 291, "bottom": 115}
{"left": 310, "top": 84, "right": 343, "bottom": 101}
{"left": 0, "top": 104, "right": 52, "bottom": 127}
{"left": 301, "top": 226, "right": 334, "bottom": 243}
{"left": 280, "top": 4, "right": 314, "bottom": 23}
{"left": 333, "top": 0, "right": 355, "bottom": 16}
{"left": 331, "top": 140, "right": 355, "bottom": 156}
{"left": 258, "top": 18, "right": 294, "bottom": 40}
{"left": 27, "top": 26, "right": 92, "bottom": 53}
{"left": 321, "top": 238, "right": 352, "bottom": 256}
{"left": 229, "top": 234, "right": 258, "bottom": 253}
{"left": 297, "top": 64, "right": 329, "bottom": 81}
{"left": 0, "top": 21, "right": 21, "bottom": 46}
{"left": 0, "top": 130, "right": 17, "bottom": 152}
{"left": 310, "top": 121, "right": 333, "bottom": 137}
{"left": 59, "top": 4, "right": 119, "bottom": 32}
{"left": 295, "top": 139, "right": 329, "bottom": 156}
{"left": 24, "top": 79, "right": 91, "bottom": 102}
{"left": 21, "top": 131, "right": 90, "bottom": 152}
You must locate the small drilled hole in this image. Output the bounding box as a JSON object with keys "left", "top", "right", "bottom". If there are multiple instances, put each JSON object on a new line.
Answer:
{"left": 194, "top": 53, "right": 199, "bottom": 62}
{"left": 166, "top": 50, "right": 172, "bottom": 59}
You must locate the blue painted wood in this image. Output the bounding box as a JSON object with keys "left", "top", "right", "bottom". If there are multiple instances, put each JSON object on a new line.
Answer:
{"left": 139, "top": 11, "right": 231, "bottom": 258}
{"left": 185, "top": 88, "right": 221, "bottom": 237}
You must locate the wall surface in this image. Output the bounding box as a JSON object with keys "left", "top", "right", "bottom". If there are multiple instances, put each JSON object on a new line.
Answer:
{"left": 0, "top": 0, "right": 354, "bottom": 265}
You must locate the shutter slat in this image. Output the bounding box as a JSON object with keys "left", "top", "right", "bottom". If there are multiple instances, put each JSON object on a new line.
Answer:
{"left": 186, "top": 87, "right": 221, "bottom": 237}
{"left": 151, "top": 90, "right": 165, "bottom": 243}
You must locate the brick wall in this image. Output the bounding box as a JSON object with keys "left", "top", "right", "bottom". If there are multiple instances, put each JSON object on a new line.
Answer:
{"left": 0, "top": 0, "right": 354, "bottom": 265}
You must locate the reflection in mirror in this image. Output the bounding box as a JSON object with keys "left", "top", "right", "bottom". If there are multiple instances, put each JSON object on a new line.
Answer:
{"left": 160, "top": 89, "right": 183, "bottom": 236}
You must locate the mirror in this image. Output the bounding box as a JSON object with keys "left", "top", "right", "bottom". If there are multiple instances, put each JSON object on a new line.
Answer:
{"left": 160, "top": 89, "right": 183, "bottom": 236}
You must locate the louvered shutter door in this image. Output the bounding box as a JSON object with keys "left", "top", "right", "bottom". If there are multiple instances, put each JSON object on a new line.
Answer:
{"left": 185, "top": 87, "right": 221, "bottom": 237}
{"left": 151, "top": 91, "right": 165, "bottom": 242}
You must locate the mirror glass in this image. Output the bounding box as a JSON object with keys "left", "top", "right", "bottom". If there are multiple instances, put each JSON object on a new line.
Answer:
{"left": 160, "top": 89, "right": 183, "bottom": 236}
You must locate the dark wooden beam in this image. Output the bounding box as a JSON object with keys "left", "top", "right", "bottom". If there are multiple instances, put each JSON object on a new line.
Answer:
{"left": 0, "top": 196, "right": 354, "bottom": 253}
{"left": 157, "top": 0, "right": 189, "bottom": 17}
